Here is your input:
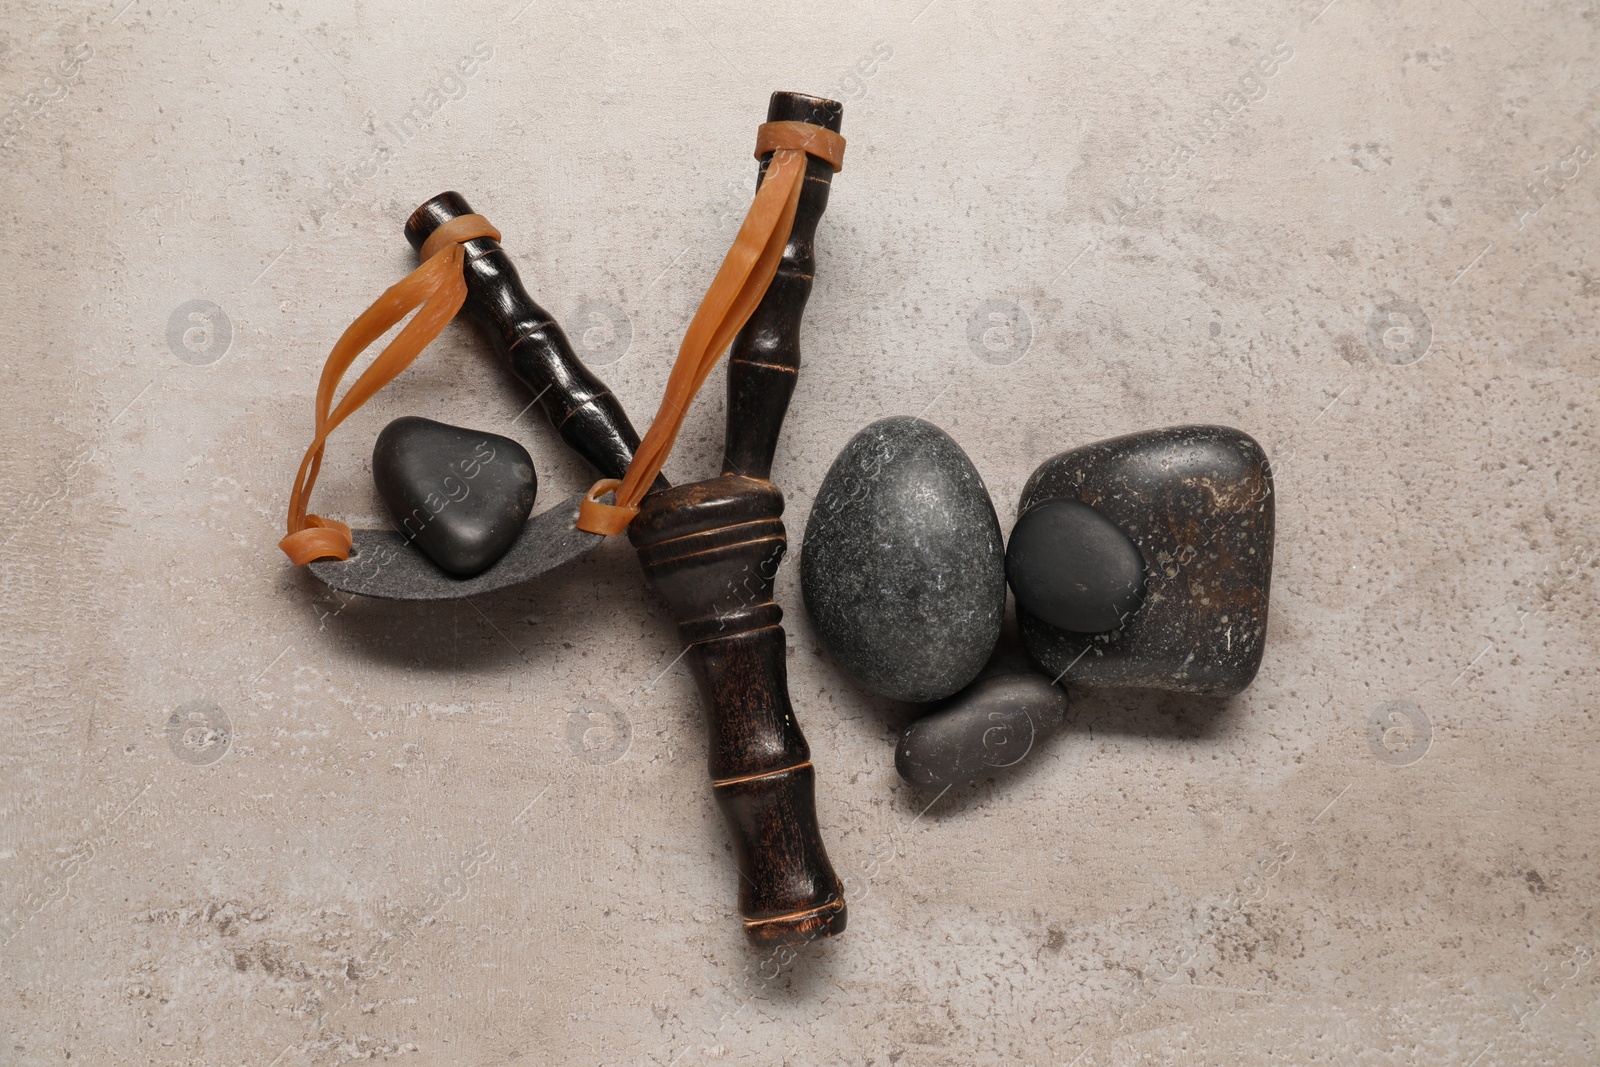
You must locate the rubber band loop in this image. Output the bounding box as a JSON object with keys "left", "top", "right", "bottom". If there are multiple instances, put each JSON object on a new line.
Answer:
{"left": 754, "top": 121, "right": 845, "bottom": 171}
{"left": 575, "top": 120, "right": 845, "bottom": 535}
{"left": 279, "top": 213, "right": 501, "bottom": 565}
{"left": 576, "top": 479, "right": 629, "bottom": 535}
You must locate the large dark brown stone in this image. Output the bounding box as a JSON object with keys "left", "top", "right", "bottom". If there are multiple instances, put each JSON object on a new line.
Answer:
{"left": 1017, "top": 425, "right": 1274, "bottom": 695}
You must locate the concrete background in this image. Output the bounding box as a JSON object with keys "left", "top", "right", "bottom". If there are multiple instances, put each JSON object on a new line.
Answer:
{"left": 3, "top": 0, "right": 1598, "bottom": 1063}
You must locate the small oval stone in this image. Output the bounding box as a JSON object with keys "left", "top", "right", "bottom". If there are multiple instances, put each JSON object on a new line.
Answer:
{"left": 1006, "top": 499, "right": 1146, "bottom": 633}
{"left": 801, "top": 417, "right": 1005, "bottom": 702}
{"left": 895, "top": 673, "right": 1068, "bottom": 789}
{"left": 372, "top": 416, "right": 537, "bottom": 577}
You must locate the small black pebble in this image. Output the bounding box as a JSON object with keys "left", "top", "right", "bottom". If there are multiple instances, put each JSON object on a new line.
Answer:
{"left": 895, "top": 673, "right": 1068, "bottom": 789}
{"left": 1006, "top": 499, "right": 1145, "bottom": 633}
{"left": 372, "top": 416, "right": 536, "bottom": 577}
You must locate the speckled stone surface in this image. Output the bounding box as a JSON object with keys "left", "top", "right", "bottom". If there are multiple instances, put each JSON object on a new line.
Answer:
{"left": 6, "top": 1, "right": 1600, "bottom": 1063}
{"left": 1019, "top": 425, "right": 1275, "bottom": 694}
{"left": 801, "top": 416, "right": 1005, "bottom": 702}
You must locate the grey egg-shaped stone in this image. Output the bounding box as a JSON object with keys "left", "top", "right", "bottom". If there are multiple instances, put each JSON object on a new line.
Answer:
{"left": 1007, "top": 498, "right": 1146, "bottom": 633}
{"left": 895, "top": 673, "right": 1068, "bottom": 789}
{"left": 372, "top": 416, "right": 537, "bottom": 577}
{"left": 801, "top": 416, "right": 1005, "bottom": 702}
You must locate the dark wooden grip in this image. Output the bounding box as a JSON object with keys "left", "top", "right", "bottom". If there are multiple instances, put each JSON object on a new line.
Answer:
{"left": 628, "top": 92, "right": 847, "bottom": 945}
{"left": 630, "top": 477, "right": 845, "bottom": 944}
{"left": 722, "top": 92, "right": 843, "bottom": 480}
{"left": 406, "top": 192, "right": 663, "bottom": 487}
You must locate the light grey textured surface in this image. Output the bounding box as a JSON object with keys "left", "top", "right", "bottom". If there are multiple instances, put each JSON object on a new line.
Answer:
{"left": 3, "top": 1, "right": 1598, "bottom": 1064}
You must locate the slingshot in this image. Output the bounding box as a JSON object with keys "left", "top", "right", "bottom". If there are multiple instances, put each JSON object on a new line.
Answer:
{"left": 280, "top": 92, "right": 848, "bottom": 944}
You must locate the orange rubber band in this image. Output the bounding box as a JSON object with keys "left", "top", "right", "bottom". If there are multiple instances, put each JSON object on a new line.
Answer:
{"left": 278, "top": 213, "right": 501, "bottom": 565}
{"left": 575, "top": 121, "right": 845, "bottom": 536}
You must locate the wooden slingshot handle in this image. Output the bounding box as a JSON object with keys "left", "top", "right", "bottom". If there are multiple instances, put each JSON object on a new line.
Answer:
{"left": 722, "top": 94, "right": 841, "bottom": 480}
{"left": 629, "top": 92, "right": 846, "bottom": 946}
{"left": 405, "top": 192, "right": 662, "bottom": 488}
